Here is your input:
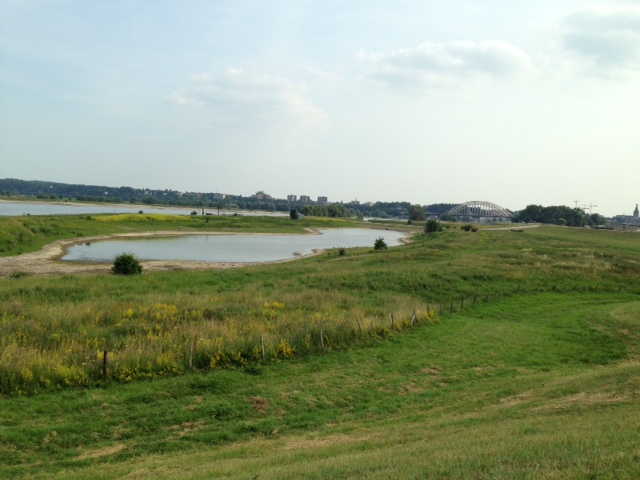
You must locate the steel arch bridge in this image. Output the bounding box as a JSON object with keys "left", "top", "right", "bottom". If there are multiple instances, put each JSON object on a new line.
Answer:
{"left": 446, "top": 201, "right": 512, "bottom": 219}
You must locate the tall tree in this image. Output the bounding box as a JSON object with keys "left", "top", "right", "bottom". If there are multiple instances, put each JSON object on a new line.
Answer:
{"left": 408, "top": 204, "right": 426, "bottom": 221}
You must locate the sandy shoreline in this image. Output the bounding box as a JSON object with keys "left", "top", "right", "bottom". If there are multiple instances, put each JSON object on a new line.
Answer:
{"left": 0, "top": 230, "right": 325, "bottom": 278}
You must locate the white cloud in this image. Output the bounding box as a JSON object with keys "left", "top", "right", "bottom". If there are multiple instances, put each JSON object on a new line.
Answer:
{"left": 168, "top": 68, "right": 327, "bottom": 129}
{"left": 561, "top": 4, "right": 640, "bottom": 73}
{"left": 305, "top": 67, "right": 343, "bottom": 82}
{"left": 359, "top": 40, "right": 532, "bottom": 91}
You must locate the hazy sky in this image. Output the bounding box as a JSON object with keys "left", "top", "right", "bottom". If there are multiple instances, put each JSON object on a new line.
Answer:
{"left": 1, "top": 1, "right": 639, "bottom": 216}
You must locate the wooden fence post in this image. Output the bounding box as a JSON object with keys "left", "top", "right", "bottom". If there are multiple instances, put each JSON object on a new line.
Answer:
{"left": 103, "top": 350, "right": 108, "bottom": 378}
{"left": 356, "top": 319, "right": 363, "bottom": 334}
{"left": 261, "top": 334, "right": 266, "bottom": 361}
{"left": 320, "top": 330, "right": 325, "bottom": 350}
{"left": 391, "top": 314, "right": 395, "bottom": 330}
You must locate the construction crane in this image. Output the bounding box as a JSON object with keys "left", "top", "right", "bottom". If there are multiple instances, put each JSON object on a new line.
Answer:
{"left": 582, "top": 203, "right": 598, "bottom": 214}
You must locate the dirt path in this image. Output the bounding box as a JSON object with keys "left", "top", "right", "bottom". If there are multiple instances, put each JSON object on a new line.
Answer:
{"left": 0, "top": 231, "right": 323, "bottom": 278}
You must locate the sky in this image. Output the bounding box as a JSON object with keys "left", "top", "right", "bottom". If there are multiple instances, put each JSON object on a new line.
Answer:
{"left": 1, "top": 1, "right": 639, "bottom": 216}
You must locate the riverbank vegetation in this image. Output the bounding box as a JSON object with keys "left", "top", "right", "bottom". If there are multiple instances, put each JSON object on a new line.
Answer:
{"left": 0, "top": 213, "right": 370, "bottom": 258}
{"left": 1, "top": 220, "right": 640, "bottom": 478}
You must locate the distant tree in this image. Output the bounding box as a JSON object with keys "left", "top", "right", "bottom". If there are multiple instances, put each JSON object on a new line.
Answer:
{"left": 425, "top": 219, "right": 442, "bottom": 233}
{"left": 290, "top": 208, "right": 299, "bottom": 220}
{"left": 440, "top": 214, "right": 457, "bottom": 222}
{"left": 512, "top": 205, "right": 589, "bottom": 227}
{"left": 424, "top": 203, "right": 458, "bottom": 215}
{"left": 589, "top": 213, "right": 606, "bottom": 226}
{"left": 111, "top": 253, "right": 143, "bottom": 275}
{"left": 408, "top": 204, "right": 426, "bottom": 221}
{"left": 328, "top": 204, "right": 350, "bottom": 218}
{"left": 374, "top": 237, "right": 388, "bottom": 250}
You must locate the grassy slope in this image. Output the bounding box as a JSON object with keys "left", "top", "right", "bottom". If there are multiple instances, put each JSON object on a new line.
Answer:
{"left": 1, "top": 223, "right": 640, "bottom": 478}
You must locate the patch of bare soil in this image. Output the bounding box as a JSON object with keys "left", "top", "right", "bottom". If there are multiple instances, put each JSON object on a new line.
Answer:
{"left": 248, "top": 396, "right": 271, "bottom": 414}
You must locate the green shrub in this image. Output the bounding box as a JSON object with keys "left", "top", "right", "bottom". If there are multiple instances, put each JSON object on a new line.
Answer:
{"left": 461, "top": 224, "right": 473, "bottom": 231}
{"left": 425, "top": 219, "right": 442, "bottom": 233}
{"left": 374, "top": 237, "right": 388, "bottom": 250}
{"left": 111, "top": 253, "right": 143, "bottom": 275}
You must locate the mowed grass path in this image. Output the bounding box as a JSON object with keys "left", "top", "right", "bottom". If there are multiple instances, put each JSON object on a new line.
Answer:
{"left": 1, "top": 221, "right": 640, "bottom": 478}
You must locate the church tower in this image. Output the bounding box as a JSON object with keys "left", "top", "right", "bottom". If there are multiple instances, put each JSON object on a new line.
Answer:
{"left": 634, "top": 204, "right": 639, "bottom": 218}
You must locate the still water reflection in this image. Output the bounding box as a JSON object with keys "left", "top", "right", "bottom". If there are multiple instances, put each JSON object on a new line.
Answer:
{"left": 62, "top": 229, "right": 407, "bottom": 263}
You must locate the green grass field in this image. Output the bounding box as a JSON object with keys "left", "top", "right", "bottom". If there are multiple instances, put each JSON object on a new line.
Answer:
{"left": 1, "top": 216, "right": 640, "bottom": 478}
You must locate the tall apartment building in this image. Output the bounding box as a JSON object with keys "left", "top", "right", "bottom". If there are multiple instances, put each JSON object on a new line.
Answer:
{"left": 287, "top": 194, "right": 297, "bottom": 202}
{"left": 252, "top": 191, "right": 272, "bottom": 201}
{"left": 317, "top": 196, "right": 328, "bottom": 205}
{"left": 299, "top": 195, "right": 311, "bottom": 203}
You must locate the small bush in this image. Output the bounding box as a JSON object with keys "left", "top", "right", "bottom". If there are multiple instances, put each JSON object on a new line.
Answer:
{"left": 374, "top": 237, "right": 388, "bottom": 250}
{"left": 425, "top": 219, "right": 442, "bottom": 233}
{"left": 112, "top": 253, "right": 143, "bottom": 275}
{"left": 461, "top": 224, "right": 473, "bottom": 231}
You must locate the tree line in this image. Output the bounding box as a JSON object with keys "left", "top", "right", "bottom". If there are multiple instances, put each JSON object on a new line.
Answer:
{"left": 512, "top": 205, "right": 605, "bottom": 226}
{"left": 0, "top": 178, "right": 452, "bottom": 220}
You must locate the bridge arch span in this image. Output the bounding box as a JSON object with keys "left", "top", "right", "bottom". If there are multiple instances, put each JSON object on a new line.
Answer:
{"left": 446, "top": 201, "right": 512, "bottom": 218}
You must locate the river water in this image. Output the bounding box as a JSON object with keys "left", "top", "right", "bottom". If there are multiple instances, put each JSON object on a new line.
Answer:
{"left": 0, "top": 200, "right": 283, "bottom": 217}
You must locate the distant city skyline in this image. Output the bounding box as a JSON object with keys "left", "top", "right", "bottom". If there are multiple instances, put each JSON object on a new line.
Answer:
{"left": 2, "top": 2, "right": 639, "bottom": 217}
{"left": 5, "top": 177, "right": 638, "bottom": 220}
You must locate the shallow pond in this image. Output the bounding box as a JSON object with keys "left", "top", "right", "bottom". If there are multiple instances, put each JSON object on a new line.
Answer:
{"left": 61, "top": 228, "right": 407, "bottom": 263}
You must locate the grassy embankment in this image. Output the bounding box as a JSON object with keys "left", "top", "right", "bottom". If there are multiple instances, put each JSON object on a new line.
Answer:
{"left": 0, "top": 214, "right": 423, "bottom": 393}
{"left": 1, "top": 217, "right": 640, "bottom": 478}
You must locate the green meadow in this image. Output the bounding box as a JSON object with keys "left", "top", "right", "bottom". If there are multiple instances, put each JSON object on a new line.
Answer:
{"left": 1, "top": 214, "right": 639, "bottom": 478}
